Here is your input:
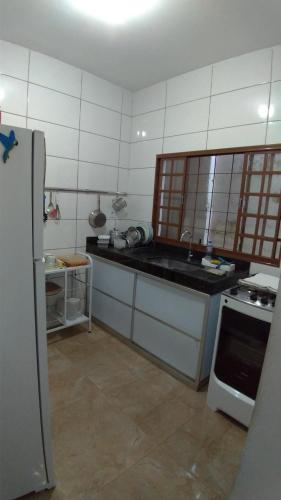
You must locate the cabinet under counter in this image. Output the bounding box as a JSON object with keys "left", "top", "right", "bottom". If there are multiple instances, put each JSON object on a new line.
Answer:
{"left": 90, "top": 253, "right": 223, "bottom": 390}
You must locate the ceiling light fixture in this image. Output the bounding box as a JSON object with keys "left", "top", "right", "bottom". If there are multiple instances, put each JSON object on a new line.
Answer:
{"left": 71, "top": 0, "right": 159, "bottom": 25}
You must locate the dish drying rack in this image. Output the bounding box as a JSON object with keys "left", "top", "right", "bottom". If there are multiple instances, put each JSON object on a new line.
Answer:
{"left": 45, "top": 252, "right": 93, "bottom": 334}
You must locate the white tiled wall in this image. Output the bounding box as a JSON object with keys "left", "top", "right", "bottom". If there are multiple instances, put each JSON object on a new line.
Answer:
{"left": 0, "top": 40, "right": 132, "bottom": 251}
{"left": 128, "top": 45, "right": 281, "bottom": 225}
{"left": 2, "top": 39, "right": 281, "bottom": 245}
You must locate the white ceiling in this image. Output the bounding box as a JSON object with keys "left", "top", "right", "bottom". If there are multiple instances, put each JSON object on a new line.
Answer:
{"left": 1, "top": 0, "right": 281, "bottom": 91}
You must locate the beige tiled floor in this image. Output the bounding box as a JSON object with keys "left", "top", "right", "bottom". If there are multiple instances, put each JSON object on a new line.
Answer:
{"left": 24, "top": 323, "right": 247, "bottom": 500}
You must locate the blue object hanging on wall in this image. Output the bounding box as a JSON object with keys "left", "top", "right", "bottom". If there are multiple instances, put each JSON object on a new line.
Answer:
{"left": 0, "top": 130, "right": 18, "bottom": 163}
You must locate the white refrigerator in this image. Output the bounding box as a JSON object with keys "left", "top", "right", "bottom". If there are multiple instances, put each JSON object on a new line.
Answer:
{"left": 0, "top": 125, "right": 55, "bottom": 499}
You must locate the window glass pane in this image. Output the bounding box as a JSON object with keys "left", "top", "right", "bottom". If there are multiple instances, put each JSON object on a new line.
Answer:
{"left": 249, "top": 154, "right": 264, "bottom": 172}
{"left": 261, "top": 241, "right": 273, "bottom": 258}
{"left": 188, "top": 157, "right": 199, "bottom": 174}
{"left": 211, "top": 231, "right": 225, "bottom": 247}
{"left": 272, "top": 153, "right": 281, "bottom": 172}
{"left": 263, "top": 175, "right": 272, "bottom": 193}
{"left": 209, "top": 212, "right": 227, "bottom": 232}
{"left": 170, "top": 193, "right": 182, "bottom": 208}
{"left": 198, "top": 174, "right": 212, "bottom": 193}
{"left": 249, "top": 175, "right": 262, "bottom": 193}
{"left": 267, "top": 197, "right": 279, "bottom": 216}
{"left": 160, "top": 175, "right": 170, "bottom": 190}
{"left": 158, "top": 208, "right": 168, "bottom": 223}
{"left": 196, "top": 193, "right": 210, "bottom": 211}
{"left": 173, "top": 159, "right": 185, "bottom": 174}
{"left": 199, "top": 156, "right": 215, "bottom": 174}
{"left": 233, "top": 154, "right": 244, "bottom": 173}
{"left": 224, "top": 233, "right": 235, "bottom": 250}
{"left": 213, "top": 173, "right": 231, "bottom": 193}
{"left": 194, "top": 210, "right": 209, "bottom": 229}
{"left": 185, "top": 193, "right": 196, "bottom": 210}
{"left": 245, "top": 217, "right": 256, "bottom": 235}
{"left": 275, "top": 241, "right": 281, "bottom": 260}
{"left": 171, "top": 175, "right": 184, "bottom": 191}
{"left": 159, "top": 192, "right": 169, "bottom": 206}
{"left": 169, "top": 210, "right": 180, "bottom": 225}
{"left": 263, "top": 220, "right": 276, "bottom": 238}
{"left": 226, "top": 213, "right": 238, "bottom": 233}
{"left": 215, "top": 155, "right": 233, "bottom": 174}
{"left": 211, "top": 193, "right": 229, "bottom": 212}
{"left": 167, "top": 226, "right": 178, "bottom": 239}
{"left": 182, "top": 210, "right": 194, "bottom": 228}
{"left": 241, "top": 237, "right": 254, "bottom": 254}
{"left": 186, "top": 174, "right": 198, "bottom": 193}
{"left": 230, "top": 173, "right": 243, "bottom": 193}
{"left": 157, "top": 224, "right": 167, "bottom": 237}
{"left": 161, "top": 160, "right": 172, "bottom": 174}
{"left": 270, "top": 175, "right": 281, "bottom": 194}
{"left": 247, "top": 196, "right": 259, "bottom": 213}
{"left": 229, "top": 194, "right": 240, "bottom": 213}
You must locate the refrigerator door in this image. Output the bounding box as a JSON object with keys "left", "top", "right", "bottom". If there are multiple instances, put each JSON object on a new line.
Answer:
{"left": 32, "top": 130, "right": 55, "bottom": 488}
{"left": 0, "top": 125, "right": 47, "bottom": 499}
{"left": 32, "top": 130, "right": 46, "bottom": 261}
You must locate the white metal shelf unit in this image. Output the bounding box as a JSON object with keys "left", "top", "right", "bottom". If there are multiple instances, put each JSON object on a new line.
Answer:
{"left": 45, "top": 253, "right": 93, "bottom": 334}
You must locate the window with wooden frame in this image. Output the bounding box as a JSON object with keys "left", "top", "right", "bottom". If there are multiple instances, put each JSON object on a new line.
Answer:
{"left": 152, "top": 145, "right": 281, "bottom": 266}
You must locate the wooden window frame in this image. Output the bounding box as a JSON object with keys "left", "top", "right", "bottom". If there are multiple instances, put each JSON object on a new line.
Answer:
{"left": 152, "top": 144, "right": 281, "bottom": 267}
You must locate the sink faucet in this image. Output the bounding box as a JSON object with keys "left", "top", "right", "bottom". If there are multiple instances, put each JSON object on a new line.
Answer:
{"left": 180, "top": 230, "right": 193, "bottom": 262}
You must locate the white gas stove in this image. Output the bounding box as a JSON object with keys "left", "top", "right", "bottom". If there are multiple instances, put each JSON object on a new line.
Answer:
{"left": 207, "top": 280, "right": 276, "bottom": 427}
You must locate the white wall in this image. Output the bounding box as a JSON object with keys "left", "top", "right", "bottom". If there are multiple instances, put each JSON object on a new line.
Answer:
{"left": 128, "top": 46, "right": 281, "bottom": 227}
{"left": 2, "top": 40, "right": 281, "bottom": 253}
{"left": 0, "top": 40, "right": 132, "bottom": 253}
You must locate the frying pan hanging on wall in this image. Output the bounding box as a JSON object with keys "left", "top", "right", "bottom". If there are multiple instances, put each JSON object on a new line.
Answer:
{"left": 88, "top": 194, "right": 107, "bottom": 228}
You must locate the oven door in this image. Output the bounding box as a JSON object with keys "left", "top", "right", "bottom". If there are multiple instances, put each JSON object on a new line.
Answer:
{"left": 214, "top": 306, "right": 270, "bottom": 400}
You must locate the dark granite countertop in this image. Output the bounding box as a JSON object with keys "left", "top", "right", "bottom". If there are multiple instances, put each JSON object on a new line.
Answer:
{"left": 86, "top": 238, "right": 250, "bottom": 295}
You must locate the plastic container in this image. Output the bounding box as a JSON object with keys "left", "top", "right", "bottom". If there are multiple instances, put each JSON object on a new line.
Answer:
{"left": 206, "top": 239, "right": 213, "bottom": 258}
{"left": 67, "top": 298, "right": 81, "bottom": 320}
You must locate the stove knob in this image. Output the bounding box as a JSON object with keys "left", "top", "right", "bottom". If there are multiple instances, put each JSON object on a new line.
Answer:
{"left": 230, "top": 287, "right": 238, "bottom": 295}
{"left": 250, "top": 292, "right": 258, "bottom": 302}
{"left": 261, "top": 295, "right": 269, "bottom": 306}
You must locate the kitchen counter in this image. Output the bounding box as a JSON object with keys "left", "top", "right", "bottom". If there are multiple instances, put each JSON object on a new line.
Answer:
{"left": 86, "top": 239, "right": 249, "bottom": 295}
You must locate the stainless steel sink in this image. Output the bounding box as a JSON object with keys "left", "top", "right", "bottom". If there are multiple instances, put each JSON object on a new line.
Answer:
{"left": 147, "top": 256, "right": 200, "bottom": 273}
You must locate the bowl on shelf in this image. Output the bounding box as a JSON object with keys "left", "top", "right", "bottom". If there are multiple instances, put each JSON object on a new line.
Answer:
{"left": 46, "top": 281, "right": 62, "bottom": 307}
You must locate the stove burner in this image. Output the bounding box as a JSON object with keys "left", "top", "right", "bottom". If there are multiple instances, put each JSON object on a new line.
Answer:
{"left": 224, "top": 284, "right": 276, "bottom": 310}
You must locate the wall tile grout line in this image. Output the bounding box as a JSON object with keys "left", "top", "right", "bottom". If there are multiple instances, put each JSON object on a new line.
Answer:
{"left": 265, "top": 48, "right": 274, "bottom": 144}
{"left": 205, "top": 64, "right": 214, "bottom": 150}
{"left": 161, "top": 80, "right": 168, "bottom": 154}
{"left": 74, "top": 71, "right": 84, "bottom": 251}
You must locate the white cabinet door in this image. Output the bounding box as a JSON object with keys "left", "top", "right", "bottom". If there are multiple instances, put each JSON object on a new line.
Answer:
{"left": 92, "top": 258, "right": 135, "bottom": 305}
{"left": 133, "top": 310, "right": 200, "bottom": 379}
{"left": 135, "top": 276, "right": 206, "bottom": 339}
{"left": 92, "top": 289, "right": 132, "bottom": 338}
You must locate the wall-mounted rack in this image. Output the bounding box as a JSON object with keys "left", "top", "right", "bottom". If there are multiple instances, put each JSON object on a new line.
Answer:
{"left": 44, "top": 187, "right": 127, "bottom": 196}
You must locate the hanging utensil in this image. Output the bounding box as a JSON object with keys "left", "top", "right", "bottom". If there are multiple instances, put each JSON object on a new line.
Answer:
{"left": 55, "top": 195, "right": 61, "bottom": 220}
{"left": 112, "top": 196, "right": 127, "bottom": 212}
{"left": 46, "top": 191, "right": 55, "bottom": 215}
{"left": 88, "top": 194, "right": 107, "bottom": 228}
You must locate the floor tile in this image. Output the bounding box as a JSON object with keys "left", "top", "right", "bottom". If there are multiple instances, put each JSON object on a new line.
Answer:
{"left": 51, "top": 382, "right": 155, "bottom": 497}
{"left": 21, "top": 324, "right": 246, "bottom": 500}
